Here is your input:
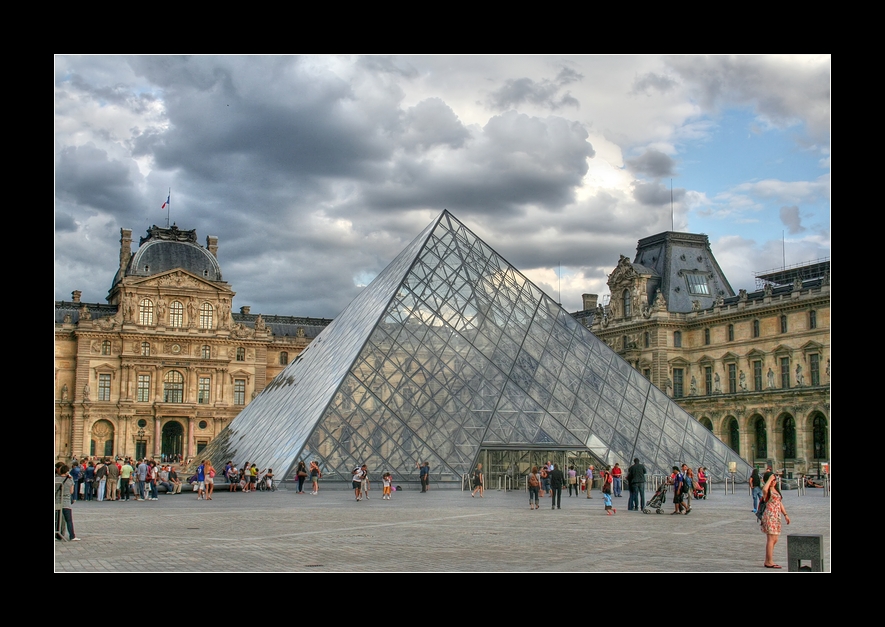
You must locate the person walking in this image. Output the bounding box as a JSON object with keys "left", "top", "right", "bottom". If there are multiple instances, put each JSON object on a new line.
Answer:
{"left": 419, "top": 461, "right": 430, "bottom": 493}
{"left": 549, "top": 463, "right": 565, "bottom": 510}
{"left": 360, "top": 464, "right": 370, "bottom": 499}
{"left": 205, "top": 460, "right": 216, "bottom": 499}
{"left": 352, "top": 465, "right": 365, "bottom": 501}
{"left": 627, "top": 458, "right": 647, "bottom": 511}
{"left": 196, "top": 460, "right": 207, "bottom": 500}
{"left": 382, "top": 471, "right": 393, "bottom": 500}
{"left": 470, "top": 462, "right": 484, "bottom": 498}
{"left": 585, "top": 466, "right": 594, "bottom": 499}
{"left": 527, "top": 466, "right": 541, "bottom": 510}
{"left": 750, "top": 467, "right": 763, "bottom": 513}
{"left": 55, "top": 464, "right": 79, "bottom": 541}
{"left": 760, "top": 471, "right": 790, "bottom": 568}
{"left": 567, "top": 465, "right": 579, "bottom": 497}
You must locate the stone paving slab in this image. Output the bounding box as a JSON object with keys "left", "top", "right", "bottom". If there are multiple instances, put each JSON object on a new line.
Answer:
{"left": 54, "top": 485, "right": 831, "bottom": 572}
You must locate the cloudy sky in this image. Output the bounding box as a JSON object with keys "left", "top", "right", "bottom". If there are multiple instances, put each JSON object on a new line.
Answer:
{"left": 55, "top": 55, "right": 830, "bottom": 318}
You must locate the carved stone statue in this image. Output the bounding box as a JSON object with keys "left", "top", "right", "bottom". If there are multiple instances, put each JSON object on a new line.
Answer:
{"left": 767, "top": 368, "right": 775, "bottom": 389}
{"left": 738, "top": 289, "right": 748, "bottom": 301}
{"left": 795, "top": 364, "right": 804, "bottom": 386}
{"left": 739, "top": 370, "right": 748, "bottom": 391}
{"left": 764, "top": 283, "right": 773, "bottom": 297}
{"left": 296, "top": 327, "right": 305, "bottom": 338}
{"left": 83, "top": 384, "right": 90, "bottom": 401}
{"left": 713, "top": 373, "right": 721, "bottom": 393}
{"left": 690, "top": 376, "right": 698, "bottom": 396}
{"left": 61, "top": 384, "right": 68, "bottom": 401}
{"left": 255, "top": 314, "right": 265, "bottom": 331}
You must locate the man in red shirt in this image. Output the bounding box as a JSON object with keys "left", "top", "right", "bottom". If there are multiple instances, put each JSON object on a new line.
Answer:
{"left": 612, "top": 462, "right": 623, "bottom": 497}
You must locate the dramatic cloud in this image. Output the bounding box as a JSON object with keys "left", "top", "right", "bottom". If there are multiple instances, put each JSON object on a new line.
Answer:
{"left": 55, "top": 55, "right": 830, "bottom": 317}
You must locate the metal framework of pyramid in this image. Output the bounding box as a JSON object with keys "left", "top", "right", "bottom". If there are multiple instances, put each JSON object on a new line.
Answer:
{"left": 202, "top": 211, "right": 751, "bottom": 484}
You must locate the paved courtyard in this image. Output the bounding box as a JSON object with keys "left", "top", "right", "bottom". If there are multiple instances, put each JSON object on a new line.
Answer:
{"left": 54, "top": 482, "right": 831, "bottom": 572}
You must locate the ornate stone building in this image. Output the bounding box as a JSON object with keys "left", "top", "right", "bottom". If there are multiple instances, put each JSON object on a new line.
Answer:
{"left": 573, "top": 232, "right": 830, "bottom": 477}
{"left": 55, "top": 225, "right": 330, "bottom": 463}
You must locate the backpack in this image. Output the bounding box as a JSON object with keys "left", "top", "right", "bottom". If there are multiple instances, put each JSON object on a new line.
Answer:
{"left": 528, "top": 473, "right": 540, "bottom": 488}
{"left": 540, "top": 468, "right": 548, "bottom": 479}
{"left": 756, "top": 496, "right": 768, "bottom": 522}
{"left": 682, "top": 475, "right": 693, "bottom": 494}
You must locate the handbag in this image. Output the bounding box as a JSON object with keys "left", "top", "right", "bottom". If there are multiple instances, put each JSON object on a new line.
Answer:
{"left": 298, "top": 470, "right": 308, "bottom": 477}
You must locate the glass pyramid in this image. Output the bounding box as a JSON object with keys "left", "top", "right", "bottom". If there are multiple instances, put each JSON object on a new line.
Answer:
{"left": 202, "top": 211, "right": 751, "bottom": 484}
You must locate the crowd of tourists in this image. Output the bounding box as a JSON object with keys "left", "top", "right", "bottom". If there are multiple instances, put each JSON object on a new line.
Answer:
{"left": 67, "top": 456, "right": 183, "bottom": 502}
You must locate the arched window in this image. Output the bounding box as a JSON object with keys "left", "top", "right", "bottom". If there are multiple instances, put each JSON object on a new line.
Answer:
{"left": 755, "top": 417, "right": 767, "bottom": 459}
{"left": 201, "top": 345, "right": 211, "bottom": 359}
{"left": 622, "top": 289, "right": 631, "bottom": 317}
{"left": 673, "top": 331, "right": 682, "bottom": 348}
{"left": 139, "top": 299, "right": 154, "bottom": 326}
{"left": 101, "top": 340, "right": 111, "bottom": 355}
{"left": 280, "top": 351, "right": 289, "bottom": 365}
{"left": 163, "top": 370, "right": 184, "bottom": 403}
{"left": 812, "top": 415, "right": 828, "bottom": 460}
{"left": 141, "top": 342, "right": 151, "bottom": 356}
{"left": 199, "top": 303, "right": 214, "bottom": 329}
{"left": 753, "top": 319, "right": 760, "bottom": 338}
{"left": 728, "top": 418, "right": 740, "bottom": 454}
{"left": 783, "top": 416, "right": 796, "bottom": 459}
{"left": 236, "top": 347, "right": 245, "bottom": 361}
{"left": 169, "top": 301, "right": 183, "bottom": 328}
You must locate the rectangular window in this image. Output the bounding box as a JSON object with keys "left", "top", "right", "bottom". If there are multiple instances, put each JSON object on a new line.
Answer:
{"left": 137, "top": 375, "right": 151, "bottom": 402}
{"left": 780, "top": 315, "right": 788, "bottom": 333}
{"left": 673, "top": 331, "right": 682, "bottom": 348}
{"left": 753, "top": 360, "right": 763, "bottom": 391}
{"left": 704, "top": 366, "right": 713, "bottom": 396}
{"left": 809, "top": 310, "right": 817, "bottom": 330}
{"left": 685, "top": 274, "right": 710, "bottom": 295}
{"left": 780, "top": 357, "right": 791, "bottom": 389}
{"left": 234, "top": 379, "right": 246, "bottom": 405}
{"left": 198, "top": 376, "right": 211, "bottom": 404}
{"left": 169, "top": 302, "right": 183, "bottom": 328}
{"left": 673, "top": 368, "right": 684, "bottom": 399}
{"left": 98, "top": 374, "right": 111, "bottom": 401}
{"left": 728, "top": 363, "right": 736, "bottom": 394}
{"left": 643, "top": 368, "right": 651, "bottom": 380}
{"left": 810, "top": 354, "right": 820, "bottom": 386}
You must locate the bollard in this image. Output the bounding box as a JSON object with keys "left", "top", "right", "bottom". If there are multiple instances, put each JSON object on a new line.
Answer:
{"left": 787, "top": 534, "right": 824, "bottom": 572}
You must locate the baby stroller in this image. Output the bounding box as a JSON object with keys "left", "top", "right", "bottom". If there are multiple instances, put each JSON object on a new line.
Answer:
{"left": 257, "top": 471, "right": 276, "bottom": 492}
{"left": 643, "top": 482, "right": 668, "bottom": 514}
{"left": 693, "top": 484, "right": 706, "bottom": 500}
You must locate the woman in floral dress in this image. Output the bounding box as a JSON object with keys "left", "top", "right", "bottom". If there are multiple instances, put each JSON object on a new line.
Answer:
{"left": 760, "top": 472, "right": 791, "bottom": 569}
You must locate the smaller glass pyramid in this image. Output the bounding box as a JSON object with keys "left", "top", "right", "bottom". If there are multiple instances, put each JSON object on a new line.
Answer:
{"left": 202, "top": 211, "right": 751, "bottom": 484}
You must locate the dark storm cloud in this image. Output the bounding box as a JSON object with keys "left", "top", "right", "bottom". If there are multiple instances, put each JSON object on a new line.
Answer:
{"left": 632, "top": 180, "right": 685, "bottom": 206}
{"left": 55, "top": 212, "right": 77, "bottom": 233}
{"left": 356, "top": 111, "right": 595, "bottom": 218}
{"left": 489, "top": 68, "right": 582, "bottom": 111}
{"left": 625, "top": 149, "right": 676, "bottom": 178}
{"left": 55, "top": 144, "right": 143, "bottom": 219}
{"left": 779, "top": 205, "right": 805, "bottom": 234}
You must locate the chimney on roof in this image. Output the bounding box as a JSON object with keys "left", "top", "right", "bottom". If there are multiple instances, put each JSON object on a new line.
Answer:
{"left": 582, "top": 294, "right": 598, "bottom": 311}
{"left": 72, "top": 290, "right": 81, "bottom": 304}
{"left": 206, "top": 235, "right": 218, "bottom": 258}
{"left": 120, "top": 229, "right": 132, "bottom": 274}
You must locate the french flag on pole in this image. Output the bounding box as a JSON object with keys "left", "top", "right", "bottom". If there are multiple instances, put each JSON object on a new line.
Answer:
{"left": 161, "top": 194, "right": 170, "bottom": 209}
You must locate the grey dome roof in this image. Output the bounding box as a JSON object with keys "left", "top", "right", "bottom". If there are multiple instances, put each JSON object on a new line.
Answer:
{"left": 125, "top": 225, "right": 222, "bottom": 282}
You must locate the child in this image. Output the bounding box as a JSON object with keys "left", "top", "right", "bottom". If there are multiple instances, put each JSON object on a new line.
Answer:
{"left": 603, "top": 470, "right": 616, "bottom": 515}
{"left": 382, "top": 471, "right": 392, "bottom": 500}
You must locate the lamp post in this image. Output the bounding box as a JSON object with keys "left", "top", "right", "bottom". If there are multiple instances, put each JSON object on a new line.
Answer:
{"left": 137, "top": 428, "right": 146, "bottom": 461}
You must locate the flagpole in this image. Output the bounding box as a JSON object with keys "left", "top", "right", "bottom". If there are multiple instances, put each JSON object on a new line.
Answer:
{"left": 162, "top": 189, "right": 171, "bottom": 228}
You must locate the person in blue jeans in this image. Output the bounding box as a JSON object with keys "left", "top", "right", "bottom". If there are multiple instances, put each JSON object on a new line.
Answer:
{"left": 750, "top": 468, "right": 763, "bottom": 512}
